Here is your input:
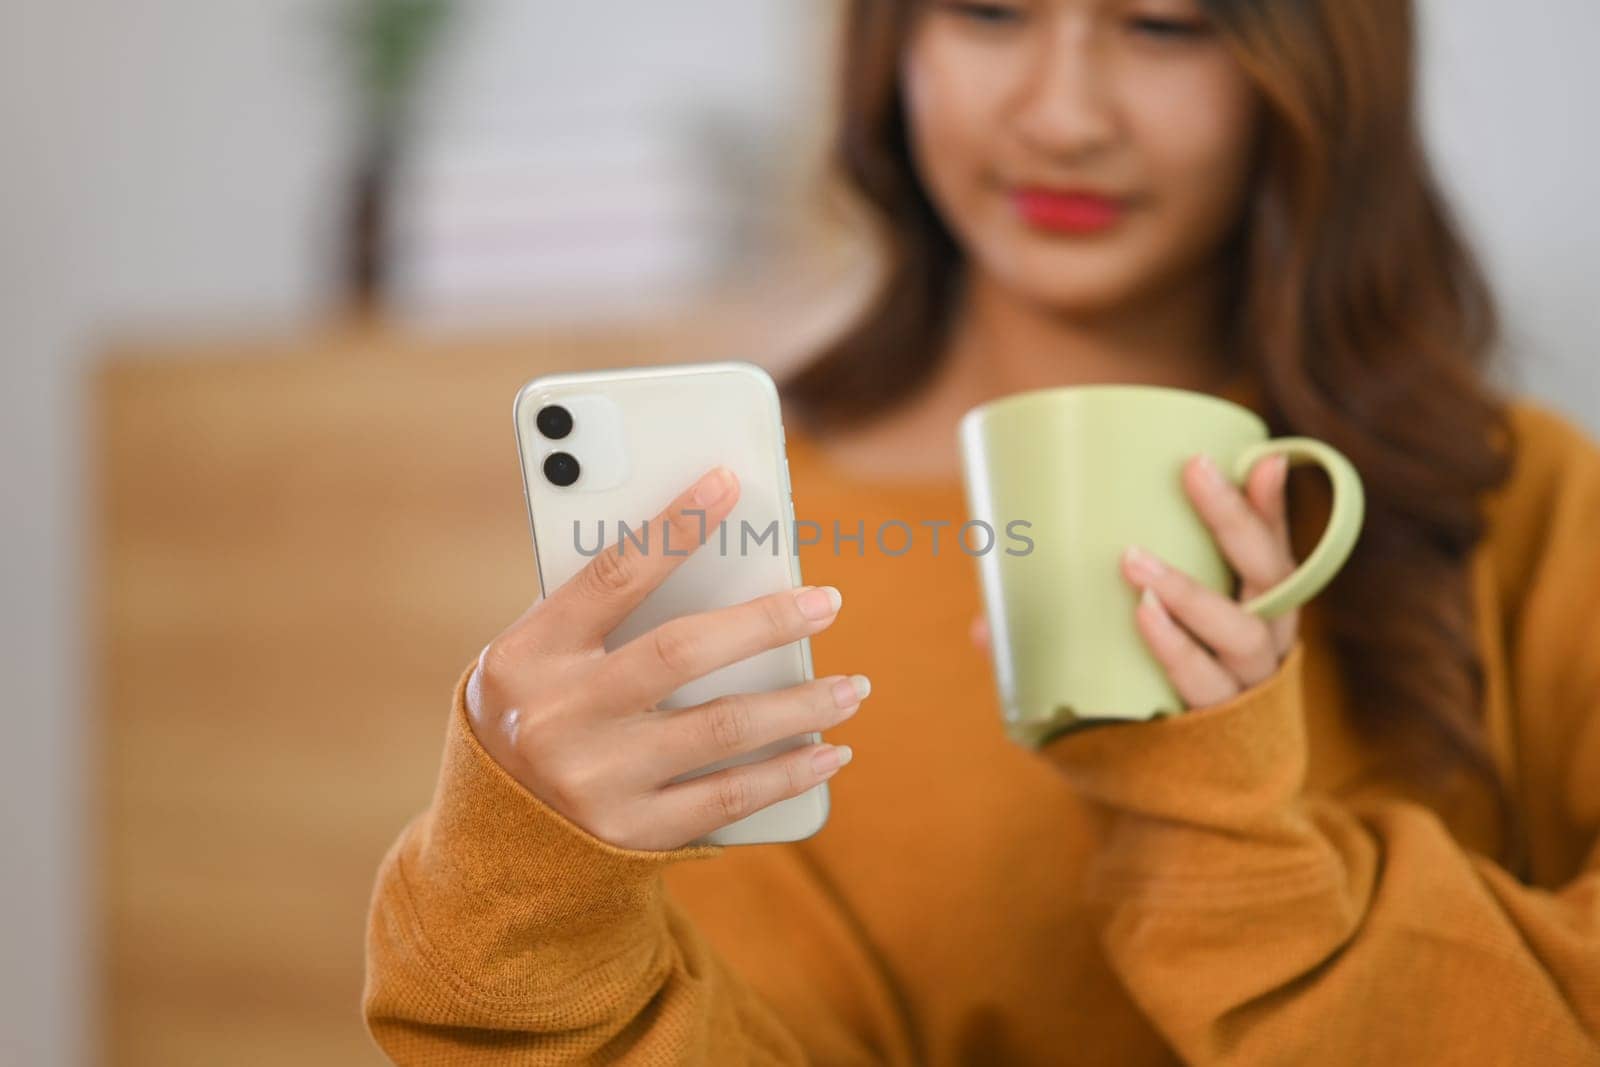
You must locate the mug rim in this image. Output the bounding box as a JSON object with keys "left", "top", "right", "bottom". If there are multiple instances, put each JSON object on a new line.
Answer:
{"left": 959, "top": 382, "right": 1264, "bottom": 435}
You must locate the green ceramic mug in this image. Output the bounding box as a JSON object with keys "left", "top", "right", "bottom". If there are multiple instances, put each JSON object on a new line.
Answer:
{"left": 957, "top": 384, "right": 1365, "bottom": 746}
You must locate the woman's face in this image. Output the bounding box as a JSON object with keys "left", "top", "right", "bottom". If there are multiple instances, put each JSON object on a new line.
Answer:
{"left": 901, "top": 0, "right": 1262, "bottom": 314}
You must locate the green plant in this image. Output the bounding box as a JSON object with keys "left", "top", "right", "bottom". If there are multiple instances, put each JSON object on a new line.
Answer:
{"left": 332, "top": 0, "right": 454, "bottom": 308}
{"left": 339, "top": 0, "right": 454, "bottom": 133}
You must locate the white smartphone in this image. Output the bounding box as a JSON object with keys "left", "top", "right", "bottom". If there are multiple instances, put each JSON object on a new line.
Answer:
{"left": 512, "top": 360, "right": 828, "bottom": 847}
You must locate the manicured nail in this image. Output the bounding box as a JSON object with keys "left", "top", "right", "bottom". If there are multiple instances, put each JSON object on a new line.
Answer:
{"left": 1141, "top": 586, "right": 1173, "bottom": 629}
{"left": 832, "top": 674, "right": 871, "bottom": 708}
{"left": 1197, "top": 453, "right": 1228, "bottom": 490}
{"left": 797, "top": 585, "right": 843, "bottom": 620}
{"left": 1124, "top": 544, "right": 1164, "bottom": 584}
{"left": 813, "top": 744, "right": 853, "bottom": 776}
{"left": 693, "top": 466, "right": 734, "bottom": 506}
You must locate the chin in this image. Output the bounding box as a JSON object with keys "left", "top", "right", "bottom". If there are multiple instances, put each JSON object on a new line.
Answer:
{"left": 991, "top": 257, "right": 1155, "bottom": 317}
{"left": 993, "top": 221, "right": 1206, "bottom": 310}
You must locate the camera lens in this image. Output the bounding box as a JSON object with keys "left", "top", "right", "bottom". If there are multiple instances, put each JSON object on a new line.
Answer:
{"left": 543, "top": 451, "right": 580, "bottom": 487}
{"left": 536, "top": 404, "right": 573, "bottom": 440}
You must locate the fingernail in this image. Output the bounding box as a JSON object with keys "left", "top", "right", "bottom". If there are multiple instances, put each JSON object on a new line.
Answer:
{"left": 693, "top": 466, "right": 734, "bottom": 506}
{"left": 1270, "top": 455, "right": 1290, "bottom": 491}
{"left": 813, "top": 744, "right": 853, "bottom": 776}
{"left": 797, "top": 585, "right": 843, "bottom": 620}
{"left": 832, "top": 674, "right": 871, "bottom": 708}
{"left": 1124, "top": 544, "right": 1164, "bottom": 584}
{"left": 1141, "top": 586, "right": 1172, "bottom": 627}
{"left": 1197, "top": 453, "right": 1228, "bottom": 490}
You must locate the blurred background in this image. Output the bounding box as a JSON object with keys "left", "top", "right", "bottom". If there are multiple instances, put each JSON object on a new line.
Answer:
{"left": 2, "top": 1, "right": 1596, "bottom": 1063}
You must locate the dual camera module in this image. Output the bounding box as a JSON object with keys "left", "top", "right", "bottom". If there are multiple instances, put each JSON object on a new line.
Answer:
{"left": 536, "top": 405, "right": 579, "bottom": 487}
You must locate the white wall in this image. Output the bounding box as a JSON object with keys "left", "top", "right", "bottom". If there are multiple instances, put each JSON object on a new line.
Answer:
{"left": 2, "top": 7, "right": 94, "bottom": 1062}
{"left": 1419, "top": 0, "right": 1600, "bottom": 424}
{"left": 388, "top": 0, "right": 829, "bottom": 323}
{"left": 1, "top": 2, "right": 1596, "bottom": 1062}
{"left": 2, "top": 2, "right": 347, "bottom": 1064}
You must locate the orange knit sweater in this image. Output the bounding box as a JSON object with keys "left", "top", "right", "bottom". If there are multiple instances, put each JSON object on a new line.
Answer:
{"left": 364, "top": 392, "right": 1600, "bottom": 1065}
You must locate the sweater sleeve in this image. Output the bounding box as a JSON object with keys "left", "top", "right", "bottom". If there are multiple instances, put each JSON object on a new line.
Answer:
{"left": 362, "top": 659, "right": 915, "bottom": 1065}
{"left": 1039, "top": 413, "right": 1600, "bottom": 1065}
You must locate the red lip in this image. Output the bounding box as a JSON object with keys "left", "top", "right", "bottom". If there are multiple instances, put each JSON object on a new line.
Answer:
{"left": 1012, "top": 187, "right": 1127, "bottom": 233}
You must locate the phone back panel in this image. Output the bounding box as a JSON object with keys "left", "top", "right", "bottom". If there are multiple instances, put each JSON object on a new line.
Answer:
{"left": 513, "top": 361, "right": 827, "bottom": 846}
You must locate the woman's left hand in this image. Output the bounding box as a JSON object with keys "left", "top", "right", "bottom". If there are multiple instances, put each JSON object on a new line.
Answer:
{"left": 969, "top": 452, "right": 1301, "bottom": 713}
{"left": 1116, "top": 452, "right": 1300, "bottom": 710}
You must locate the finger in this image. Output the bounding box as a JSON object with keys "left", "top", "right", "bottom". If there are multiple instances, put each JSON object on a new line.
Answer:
{"left": 601, "top": 584, "right": 844, "bottom": 713}
{"left": 638, "top": 673, "right": 871, "bottom": 784}
{"left": 529, "top": 466, "right": 740, "bottom": 650}
{"left": 651, "top": 740, "right": 853, "bottom": 845}
{"left": 1183, "top": 454, "right": 1294, "bottom": 598}
{"left": 1121, "top": 545, "right": 1278, "bottom": 683}
{"left": 1242, "top": 455, "right": 1300, "bottom": 652}
{"left": 1134, "top": 586, "right": 1240, "bottom": 708}
{"left": 1243, "top": 454, "right": 1292, "bottom": 555}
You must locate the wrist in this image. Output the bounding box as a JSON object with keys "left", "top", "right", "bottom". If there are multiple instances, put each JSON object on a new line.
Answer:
{"left": 1041, "top": 640, "right": 1310, "bottom": 828}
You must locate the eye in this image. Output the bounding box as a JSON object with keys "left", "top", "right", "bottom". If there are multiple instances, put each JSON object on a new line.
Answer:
{"left": 1126, "top": 15, "right": 1212, "bottom": 40}
{"left": 939, "top": 1, "right": 1026, "bottom": 25}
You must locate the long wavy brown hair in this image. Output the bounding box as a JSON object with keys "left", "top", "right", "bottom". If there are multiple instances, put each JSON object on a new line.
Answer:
{"left": 781, "top": 0, "right": 1526, "bottom": 871}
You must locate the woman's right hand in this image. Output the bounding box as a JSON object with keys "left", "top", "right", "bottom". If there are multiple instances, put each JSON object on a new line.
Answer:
{"left": 466, "top": 465, "right": 869, "bottom": 852}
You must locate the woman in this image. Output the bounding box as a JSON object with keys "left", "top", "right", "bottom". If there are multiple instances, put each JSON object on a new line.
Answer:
{"left": 364, "top": 1, "right": 1600, "bottom": 1062}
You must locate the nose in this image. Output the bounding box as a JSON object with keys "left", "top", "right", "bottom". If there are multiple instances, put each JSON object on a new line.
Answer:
{"left": 1008, "top": 19, "right": 1117, "bottom": 160}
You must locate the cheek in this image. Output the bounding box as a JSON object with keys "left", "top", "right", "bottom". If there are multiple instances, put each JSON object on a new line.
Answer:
{"left": 901, "top": 38, "right": 1008, "bottom": 224}
{"left": 1133, "top": 72, "right": 1261, "bottom": 229}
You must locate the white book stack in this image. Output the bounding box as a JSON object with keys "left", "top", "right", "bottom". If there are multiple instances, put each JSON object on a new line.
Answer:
{"left": 388, "top": 116, "right": 737, "bottom": 328}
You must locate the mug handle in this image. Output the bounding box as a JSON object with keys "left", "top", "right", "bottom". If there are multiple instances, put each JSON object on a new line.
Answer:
{"left": 1228, "top": 437, "right": 1365, "bottom": 621}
